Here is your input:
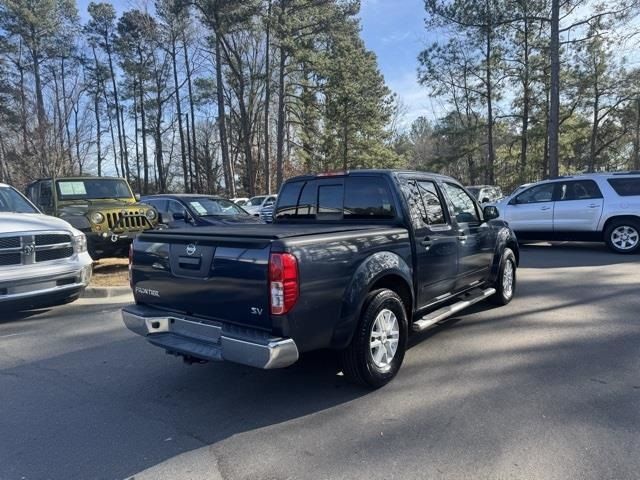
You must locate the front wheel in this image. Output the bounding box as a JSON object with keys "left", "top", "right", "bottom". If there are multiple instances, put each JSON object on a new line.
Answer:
{"left": 341, "top": 289, "right": 408, "bottom": 389}
{"left": 605, "top": 220, "right": 640, "bottom": 254}
{"left": 489, "top": 248, "right": 517, "bottom": 306}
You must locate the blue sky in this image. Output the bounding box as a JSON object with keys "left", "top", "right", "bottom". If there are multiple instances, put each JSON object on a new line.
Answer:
{"left": 359, "top": 0, "right": 435, "bottom": 124}
{"left": 77, "top": 0, "right": 432, "bottom": 124}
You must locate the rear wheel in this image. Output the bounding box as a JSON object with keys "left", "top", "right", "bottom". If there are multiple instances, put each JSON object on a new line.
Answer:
{"left": 489, "top": 248, "right": 516, "bottom": 306}
{"left": 605, "top": 219, "right": 640, "bottom": 254}
{"left": 341, "top": 289, "right": 408, "bottom": 389}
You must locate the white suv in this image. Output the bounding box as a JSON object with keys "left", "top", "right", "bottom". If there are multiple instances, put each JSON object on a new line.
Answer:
{"left": 494, "top": 172, "right": 640, "bottom": 253}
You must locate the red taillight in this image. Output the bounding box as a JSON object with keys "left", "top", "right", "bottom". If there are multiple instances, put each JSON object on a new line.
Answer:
{"left": 269, "top": 253, "right": 299, "bottom": 315}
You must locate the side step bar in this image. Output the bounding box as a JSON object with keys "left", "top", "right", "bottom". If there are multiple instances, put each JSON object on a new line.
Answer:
{"left": 412, "top": 287, "right": 496, "bottom": 332}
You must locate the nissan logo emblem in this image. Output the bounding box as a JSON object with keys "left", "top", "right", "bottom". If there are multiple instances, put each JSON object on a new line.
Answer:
{"left": 186, "top": 244, "right": 197, "bottom": 256}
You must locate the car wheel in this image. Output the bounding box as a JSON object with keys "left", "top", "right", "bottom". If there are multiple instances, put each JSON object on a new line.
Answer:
{"left": 341, "top": 289, "right": 408, "bottom": 389}
{"left": 489, "top": 248, "right": 517, "bottom": 306}
{"left": 605, "top": 219, "right": 640, "bottom": 254}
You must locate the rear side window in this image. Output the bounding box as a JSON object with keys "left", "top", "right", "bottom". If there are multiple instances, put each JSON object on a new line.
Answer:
{"left": 275, "top": 176, "right": 395, "bottom": 220}
{"left": 417, "top": 181, "right": 446, "bottom": 225}
{"left": 558, "top": 180, "right": 602, "bottom": 200}
{"left": 344, "top": 177, "right": 395, "bottom": 219}
{"left": 608, "top": 178, "right": 640, "bottom": 197}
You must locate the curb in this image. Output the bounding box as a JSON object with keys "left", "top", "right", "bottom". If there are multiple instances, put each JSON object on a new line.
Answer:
{"left": 81, "top": 286, "right": 133, "bottom": 299}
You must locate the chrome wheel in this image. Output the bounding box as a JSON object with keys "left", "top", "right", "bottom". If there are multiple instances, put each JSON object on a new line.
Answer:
{"left": 611, "top": 225, "right": 639, "bottom": 251}
{"left": 370, "top": 309, "right": 400, "bottom": 370}
{"left": 502, "top": 259, "right": 514, "bottom": 299}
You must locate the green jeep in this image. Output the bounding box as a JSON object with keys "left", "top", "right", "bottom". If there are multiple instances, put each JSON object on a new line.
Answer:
{"left": 26, "top": 176, "right": 158, "bottom": 259}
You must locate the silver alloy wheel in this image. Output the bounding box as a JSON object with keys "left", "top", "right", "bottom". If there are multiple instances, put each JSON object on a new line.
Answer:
{"left": 611, "top": 225, "right": 639, "bottom": 251}
{"left": 370, "top": 308, "right": 400, "bottom": 370}
{"left": 502, "top": 259, "right": 514, "bottom": 299}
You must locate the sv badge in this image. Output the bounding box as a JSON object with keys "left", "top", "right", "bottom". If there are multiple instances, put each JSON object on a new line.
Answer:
{"left": 250, "top": 307, "right": 263, "bottom": 315}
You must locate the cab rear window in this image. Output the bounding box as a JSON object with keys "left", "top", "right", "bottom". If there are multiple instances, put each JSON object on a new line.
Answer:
{"left": 275, "top": 176, "right": 396, "bottom": 221}
{"left": 608, "top": 178, "right": 640, "bottom": 197}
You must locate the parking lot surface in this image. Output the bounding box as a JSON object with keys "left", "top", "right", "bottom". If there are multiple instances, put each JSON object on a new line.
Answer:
{"left": 1, "top": 243, "right": 639, "bottom": 480}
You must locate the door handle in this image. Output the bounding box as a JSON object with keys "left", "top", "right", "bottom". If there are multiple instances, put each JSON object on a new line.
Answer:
{"left": 420, "top": 237, "right": 433, "bottom": 247}
{"left": 588, "top": 204, "right": 600, "bottom": 208}
{"left": 457, "top": 231, "right": 467, "bottom": 241}
{"left": 540, "top": 206, "right": 551, "bottom": 211}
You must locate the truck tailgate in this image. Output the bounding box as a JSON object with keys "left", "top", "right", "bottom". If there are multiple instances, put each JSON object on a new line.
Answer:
{"left": 130, "top": 224, "right": 380, "bottom": 330}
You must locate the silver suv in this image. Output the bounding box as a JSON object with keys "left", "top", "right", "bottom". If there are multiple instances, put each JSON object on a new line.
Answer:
{"left": 494, "top": 172, "right": 640, "bottom": 253}
{"left": 0, "top": 183, "right": 93, "bottom": 310}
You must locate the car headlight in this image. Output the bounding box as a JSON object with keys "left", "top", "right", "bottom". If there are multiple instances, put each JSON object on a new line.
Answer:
{"left": 145, "top": 209, "right": 157, "bottom": 221}
{"left": 90, "top": 212, "right": 105, "bottom": 224}
{"left": 73, "top": 233, "right": 87, "bottom": 253}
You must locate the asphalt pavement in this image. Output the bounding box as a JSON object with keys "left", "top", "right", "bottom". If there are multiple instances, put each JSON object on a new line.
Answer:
{"left": 1, "top": 242, "right": 639, "bottom": 480}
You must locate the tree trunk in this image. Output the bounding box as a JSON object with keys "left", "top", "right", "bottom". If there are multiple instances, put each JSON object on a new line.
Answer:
{"left": 183, "top": 35, "right": 199, "bottom": 191}
{"left": 519, "top": 5, "right": 530, "bottom": 183}
{"left": 94, "top": 88, "right": 102, "bottom": 176}
{"left": 61, "top": 57, "right": 73, "bottom": 168}
{"left": 215, "top": 34, "right": 234, "bottom": 196}
{"left": 133, "top": 80, "right": 142, "bottom": 194}
{"left": 548, "top": 0, "right": 561, "bottom": 178}
{"left": 588, "top": 69, "right": 599, "bottom": 172}
{"left": 484, "top": 0, "right": 495, "bottom": 185}
{"left": 30, "top": 41, "right": 48, "bottom": 175}
{"left": 139, "top": 75, "right": 150, "bottom": 193}
{"left": 171, "top": 40, "right": 189, "bottom": 193}
{"left": 276, "top": 43, "right": 286, "bottom": 188}
{"left": 185, "top": 113, "right": 194, "bottom": 190}
{"left": 264, "top": 0, "right": 272, "bottom": 193}
{"left": 74, "top": 105, "right": 81, "bottom": 175}
{"left": 17, "top": 41, "right": 29, "bottom": 155}
{"left": 103, "top": 84, "right": 120, "bottom": 177}
{"left": 106, "top": 44, "right": 127, "bottom": 182}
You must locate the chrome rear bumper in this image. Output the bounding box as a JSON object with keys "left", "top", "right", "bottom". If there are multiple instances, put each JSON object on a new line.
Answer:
{"left": 122, "top": 305, "right": 299, "bottom": 369}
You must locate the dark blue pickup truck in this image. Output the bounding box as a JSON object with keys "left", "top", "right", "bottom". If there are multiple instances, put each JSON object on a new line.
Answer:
{"left": 123, "top": 170, "right": 518, "bottom": 387}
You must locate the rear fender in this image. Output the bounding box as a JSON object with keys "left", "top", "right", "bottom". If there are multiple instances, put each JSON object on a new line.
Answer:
{"left": 489, "top": 225, "right": 519, "bottom": 284}
{"left": 330, "top": 251, "right": 413, "bottom": 349}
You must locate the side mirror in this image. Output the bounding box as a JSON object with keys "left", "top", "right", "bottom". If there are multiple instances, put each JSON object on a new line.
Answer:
{"left": 172, "top": 211, "right": 186, "bottom": 221}
{"left": 134, "top": 193, "right": 141, "bottom": 201}
{"left": 481, "top": 197, "right": 490, "bottom": 204}
{"left": 483, "top": 205, "right": 500, "bottom": 221}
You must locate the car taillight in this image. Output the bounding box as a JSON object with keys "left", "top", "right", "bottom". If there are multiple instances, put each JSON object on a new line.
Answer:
{"left": 269, "top": 253, "right": 299, "bottom": 315}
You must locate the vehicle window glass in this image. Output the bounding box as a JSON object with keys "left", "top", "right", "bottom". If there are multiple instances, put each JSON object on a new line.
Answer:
{"left": 400, "top": 178, "right": 428, "bottom": 229}
{"left": 187, "top": 198, "right": 246, "bottom": 216}
{"left": 559, "top": 180, "right": 602, "bottom": 201}
{"left": 317, "top": 184, "right": 343, "bottom": 215}
{"left": 296, "top": 180, "right": 317, "bottom": 217}
{"left": 248, "top": 196, "right": 266, "bottom": 206}
{"left": 275, "top": 181, "right": 304, "bottom": 219}
{"left": 56, "top": 179, "right": 132, "bottom": 200}
{"left": 608, "top": 178, "right": 640, "bottom": 197}
{"left": 146, "top": 199, "right": 167, "bottom": 213}
{"left": 416, "top": 181, "right": 446, "bottom": 225}
{"left": 343, "top": 176, "right": 395, "bottom": 219}
{"left": 515, "top": 183, "right": 555, "bottom": 204}
{"left": 442, "top": 182, "right": 479, "bottom": 223}
{"left": 39, "top": 181, "right": 53, "bottom": 207}
{"left": 467, "top": 187, "right": 480, "bottom": 198}
{"left": 0, "top": 187, "right": 38, "bottom": 213}
{"left": 167, "top": 200, "right": 185, "bottom": 214}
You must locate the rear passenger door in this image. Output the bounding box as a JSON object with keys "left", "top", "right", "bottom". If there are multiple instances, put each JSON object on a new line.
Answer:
{"left": 553, "top": 180, "right": 604, "bottom": 232}
{"left": 400, "top": 177, "right": 458, "bottom": 307}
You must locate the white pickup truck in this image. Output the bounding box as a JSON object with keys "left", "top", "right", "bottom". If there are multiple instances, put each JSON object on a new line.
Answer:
{"left": 0, "top": 183, "right": 93, "bottom": 310}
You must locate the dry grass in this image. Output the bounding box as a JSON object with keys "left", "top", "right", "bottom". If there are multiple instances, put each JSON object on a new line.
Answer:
{"left": 91, "top": 257, "right": 129, "bottom": 287}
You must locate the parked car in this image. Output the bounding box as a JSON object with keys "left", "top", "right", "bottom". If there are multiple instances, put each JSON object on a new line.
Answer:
{"left": 26, "top": 176, "right": 158, "bottom": 259}
{"left": 243, "top": 194, "right": 277, "bottom": 216}
{"left": 0, "top": 183, "right": 93, "bottom": 310}
{"left": 122, "top": 169, "right": 518, "bottom": 388}
{"left": 142, "top": 194, "right": 263, "bottom": 227}
{"left": 260, "top": 203, "right": 274, "bottom": 223}
{"left": 493, "top": 172, "right": 640, "bottom": 253}
{"left": 230, "top": 197, "right": 250, "bottom": 207}
{"left": 467, "top": 185, "right": 503, "bottom": 204}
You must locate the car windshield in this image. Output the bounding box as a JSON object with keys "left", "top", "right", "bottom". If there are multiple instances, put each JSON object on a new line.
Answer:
{"left": 247, "top": 196, "right": 266, "bottom": 206}
{"left": 467, "top": 187, "right": 480, "bottom": 198}
{"left": 56, "top": 179, "right": 133, "bottom": 200}
{"left": 187, "top": 198, "right": 247, "bottom": 216}
{"left": 0, "top": 186, "right": 38, "bottom": 213}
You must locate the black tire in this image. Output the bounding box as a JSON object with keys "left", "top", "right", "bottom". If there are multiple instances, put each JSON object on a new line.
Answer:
{"left": 489, "top": 248, "right": 517, "bottom": 306}
{"left": 340, "top": 289, "right": 408, "bottom": 389}
{"left": 604, "top": 219, "right": 640, "bottom": 254}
